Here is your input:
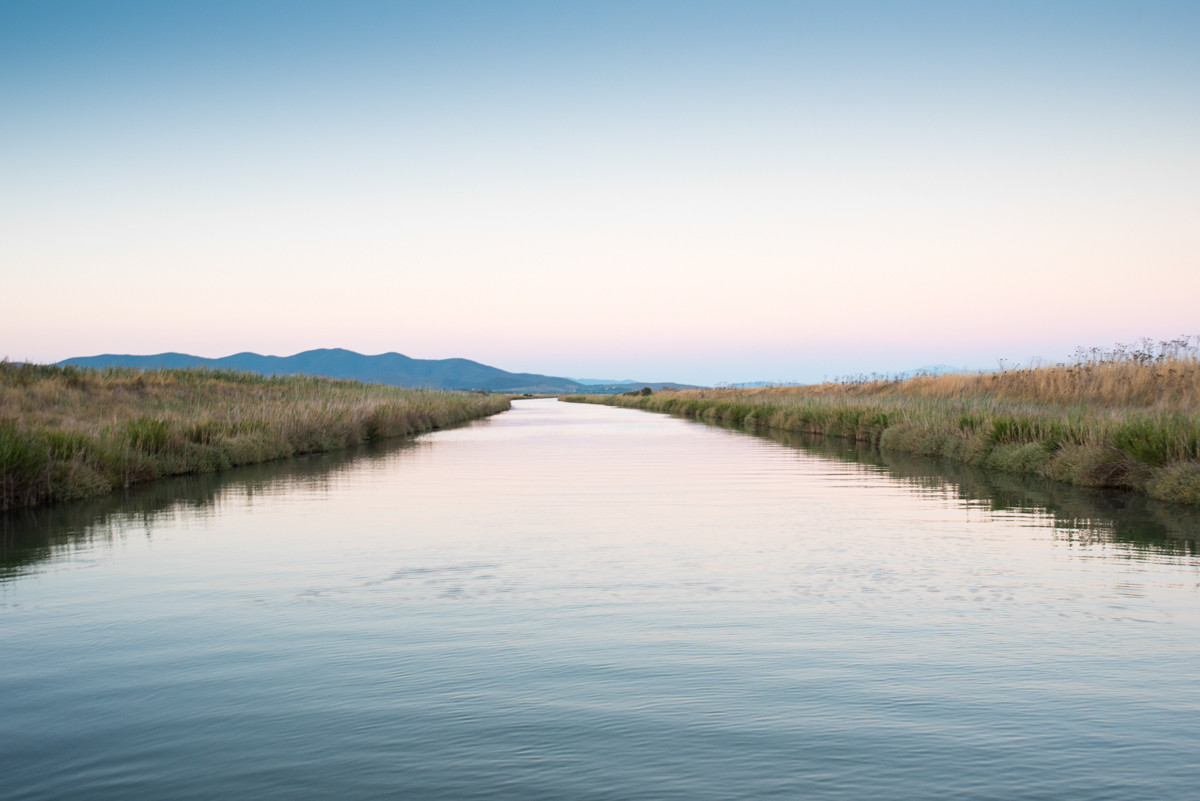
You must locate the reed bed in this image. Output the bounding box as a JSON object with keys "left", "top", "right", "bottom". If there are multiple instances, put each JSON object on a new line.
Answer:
{"left": 566, "top": 342, "right": 1200, "bottom": 505}
{"left": 0, "top": 363, "right": 510, "bottom": 511}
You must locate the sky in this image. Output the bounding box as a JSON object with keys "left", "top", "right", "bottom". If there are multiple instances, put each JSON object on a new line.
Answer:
{"left": 2, "top": 0, "right": 1198, "bottom": 385}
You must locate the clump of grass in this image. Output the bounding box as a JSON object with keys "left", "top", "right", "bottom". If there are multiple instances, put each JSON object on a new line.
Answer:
{"left": 0, "top": 362, "right": 510, "bottom": 511}
{"left": 565, "top": 337, "right": 1200, "bottom": 505}
{"left": 1146, "top": 462, "right": 1200, "bottom": 504}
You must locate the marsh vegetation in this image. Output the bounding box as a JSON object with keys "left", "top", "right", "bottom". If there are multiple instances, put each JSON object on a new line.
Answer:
{"left": 567, "top": 338, "right": 1200, "bottom": 505}
{"left": 0, "top": 363, "right": 509, "bottom": 511}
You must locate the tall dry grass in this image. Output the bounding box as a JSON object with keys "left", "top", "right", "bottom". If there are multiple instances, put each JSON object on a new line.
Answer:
{"left": 733, "top": 359, "right": 1200, "bottom": 410}
{"left": 0, "top": 363, "right": 510, "bottom": 511}
{"left": 567, "top": 341, "right": 1200, "bottom": 505}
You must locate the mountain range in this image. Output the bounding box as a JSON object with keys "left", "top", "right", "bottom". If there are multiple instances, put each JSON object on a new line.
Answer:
{"left": 57, "top": 349, "right": 701, "bottom": 394}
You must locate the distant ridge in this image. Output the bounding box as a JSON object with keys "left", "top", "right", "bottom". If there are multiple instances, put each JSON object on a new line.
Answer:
{"left": 57, "top": 349, "right": 702, "bottom": 394}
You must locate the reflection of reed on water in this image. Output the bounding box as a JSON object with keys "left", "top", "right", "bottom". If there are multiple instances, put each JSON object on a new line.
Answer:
{"left": 0, "top": 438, "right": 424, "bottom": 580}
{"left": 6, "top": 414, "right": 1197, "bottom": 583}
{"left": 756, "top": 426, "right": 1200, "bottom": 558}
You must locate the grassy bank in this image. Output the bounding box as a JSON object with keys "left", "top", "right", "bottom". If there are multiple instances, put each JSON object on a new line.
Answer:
{"left": 1, "top": 362, "right": 510, "bottom": 511}
{"left": 565, "top": 346, "right": 1200, "bottom": 505}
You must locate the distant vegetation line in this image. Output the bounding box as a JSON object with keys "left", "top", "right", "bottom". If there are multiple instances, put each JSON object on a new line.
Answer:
{"left": 565, "top": 341, "right": 1200, "bottom": 506}
{"left": 0, "top": 363, "right": 510, "bottom": 511}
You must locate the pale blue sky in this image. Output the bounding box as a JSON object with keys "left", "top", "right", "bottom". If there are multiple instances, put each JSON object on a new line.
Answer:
{"left": 3, "top": 1, "right": 1198, "bottom": 384}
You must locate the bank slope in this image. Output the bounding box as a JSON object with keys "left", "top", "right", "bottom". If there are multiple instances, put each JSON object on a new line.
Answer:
{"left": 1, "top": 363, "right": 511, "bottom": 510}
{"left": 565, "top": 355, "right": 1200, "bottom": 505}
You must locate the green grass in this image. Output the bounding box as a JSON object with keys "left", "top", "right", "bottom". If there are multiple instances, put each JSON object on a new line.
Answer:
{"left": 0, "top": 362, "right": 510, "bottom": 511}
{"left": 564, "top": 351, "right": 1200, "bottom": 505}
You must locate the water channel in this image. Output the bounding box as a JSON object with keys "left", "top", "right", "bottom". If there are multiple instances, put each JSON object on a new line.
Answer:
{"left": 3, "top": 398, "right": 1198, "bottom": 800}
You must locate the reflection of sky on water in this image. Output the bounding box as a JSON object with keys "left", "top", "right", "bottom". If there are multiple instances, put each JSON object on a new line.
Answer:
{"left": 2, "top": 399, "right": 1199, "bottom": 801}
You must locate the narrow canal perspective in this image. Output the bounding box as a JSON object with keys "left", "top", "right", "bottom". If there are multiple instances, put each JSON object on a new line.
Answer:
{"left": 3, "top": 398, "right": 1199, "bottom": 800}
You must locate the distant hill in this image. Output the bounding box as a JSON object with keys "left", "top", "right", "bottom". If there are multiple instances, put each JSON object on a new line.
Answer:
{"left": 56, "top": 349, "right": 702, "bottom": 394}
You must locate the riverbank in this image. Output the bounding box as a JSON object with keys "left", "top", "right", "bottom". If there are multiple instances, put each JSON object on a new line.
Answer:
{"left": 564, "top": 352, "right": 1200, "bottom": 505}
{"left": 0, "top": 362, "right": 510, "bottom": 511}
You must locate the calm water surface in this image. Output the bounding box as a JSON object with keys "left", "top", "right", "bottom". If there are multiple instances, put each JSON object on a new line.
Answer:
{"left": 3, "top": 398, "right": 1199, "bottom": 800}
